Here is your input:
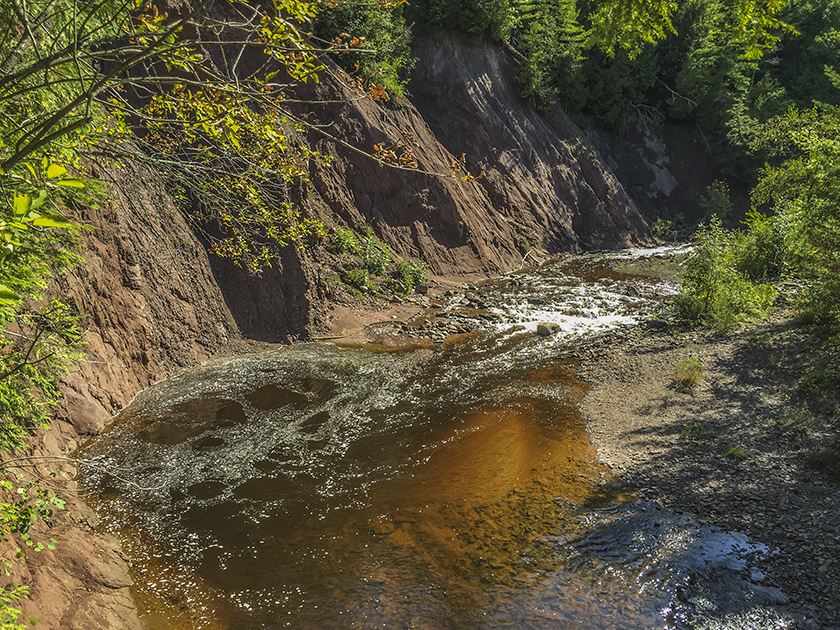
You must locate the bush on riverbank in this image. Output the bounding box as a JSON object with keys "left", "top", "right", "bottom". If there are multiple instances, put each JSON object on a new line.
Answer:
{"left": 673, "top": 218, "right": 775, "bottom": 331}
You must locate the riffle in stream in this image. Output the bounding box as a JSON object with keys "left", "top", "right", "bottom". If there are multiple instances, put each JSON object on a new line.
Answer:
{"left": 79, "top": 250, "right": 792, "bottom": 629}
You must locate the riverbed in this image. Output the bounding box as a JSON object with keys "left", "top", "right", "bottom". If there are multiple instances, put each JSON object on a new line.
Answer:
{"left": 78, "top": 251, "right": 803, "bottom": 629}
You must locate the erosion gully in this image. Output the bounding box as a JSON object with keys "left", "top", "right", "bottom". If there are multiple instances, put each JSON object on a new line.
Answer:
{"left": 78, "top": 248, "right": 792, "bottom": 630}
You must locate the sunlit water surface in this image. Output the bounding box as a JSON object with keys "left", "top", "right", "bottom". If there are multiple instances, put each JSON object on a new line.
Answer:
{"left": 79, "top": 253, "right": 791, "bottom": 630}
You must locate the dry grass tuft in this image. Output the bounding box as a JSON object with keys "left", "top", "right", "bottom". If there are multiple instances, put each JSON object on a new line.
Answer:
{"left": 673, "top": 356, "right": 706, "bottom": 390}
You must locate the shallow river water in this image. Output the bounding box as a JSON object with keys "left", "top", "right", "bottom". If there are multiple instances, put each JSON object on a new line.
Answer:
{"left": 79, "top": 251, "right": 790, "bottom": 630}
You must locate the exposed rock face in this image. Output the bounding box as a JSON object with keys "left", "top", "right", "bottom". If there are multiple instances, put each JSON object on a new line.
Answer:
{"left": 307, "top": 34, "right": 651, "bottom": 278}
{"left": 586, "top": 118, "right": 747, "bottom": 224}
{"left": 408, "top": 36, "right": 650, "bottom": 255}
{"left": 16, "top": 35, "right": 652, "bottom": 628}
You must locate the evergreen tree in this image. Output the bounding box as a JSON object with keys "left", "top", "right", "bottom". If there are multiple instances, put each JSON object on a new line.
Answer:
{"left": 512, "top": 0, "right": 587, "bottom": 113}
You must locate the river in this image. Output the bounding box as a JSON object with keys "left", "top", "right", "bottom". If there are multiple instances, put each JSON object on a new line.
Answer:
{"left": 78, "top": 249, "right": 791, "bottom": 629}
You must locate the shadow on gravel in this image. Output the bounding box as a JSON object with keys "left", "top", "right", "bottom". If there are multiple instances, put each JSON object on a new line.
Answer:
{"left": 604, "top": 317, "right": 840, "bottom": 628}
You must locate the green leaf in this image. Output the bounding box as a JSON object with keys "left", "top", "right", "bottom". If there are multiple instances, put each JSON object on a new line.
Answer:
{"left": 12, "top": 194, "right": 31, "bottom": 216}
{"left": 0, "top": 286, "right": 20, "bottom": 303}
{"left": 45, "top": 163, "right": 68, "bottom": 179}
{"left": 30, "top": 189, "right": 49, "bottom": 211}
{"left": 55, "top": 178, "right": 86, "bottom": 188}
{"left": 32, "top": 216, "right": 73, "bottom": 229}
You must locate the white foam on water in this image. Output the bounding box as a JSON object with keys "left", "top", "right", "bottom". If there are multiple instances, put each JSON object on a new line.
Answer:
{"left": 607, "top": 243, "right": 694, "bottom": 259}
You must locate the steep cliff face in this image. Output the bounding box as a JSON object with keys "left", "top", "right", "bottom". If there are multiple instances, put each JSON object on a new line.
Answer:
{"left": 586, "top": 118, "right": 750, "bottom": 224}
{"left": 306, "top": 34, "right": 651, "bottom": 279}
{"left": 18, "top": 35, "right": 653, "bottom": 628}
{"left": 408, "top": 36, "right": 650, "bottom": 254}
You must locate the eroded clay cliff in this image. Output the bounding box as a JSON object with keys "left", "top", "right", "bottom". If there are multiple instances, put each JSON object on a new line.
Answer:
{"left": 306, "top": 34, "right": 651, "bottom": 280}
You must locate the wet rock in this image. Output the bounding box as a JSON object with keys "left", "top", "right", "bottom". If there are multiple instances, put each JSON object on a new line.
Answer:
{"left": 536, "top": 323, "right": 560, "bottom": 336}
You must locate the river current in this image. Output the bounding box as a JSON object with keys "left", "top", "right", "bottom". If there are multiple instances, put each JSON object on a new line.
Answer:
{"left": 79, "top": 250, "right": 792, "bottom": 629}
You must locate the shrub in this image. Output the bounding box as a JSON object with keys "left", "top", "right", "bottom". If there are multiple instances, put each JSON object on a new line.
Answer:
{"left": 700, "top": 180, "right": 733, "bottom": 223}
{"left": 650, "top": 218, "right": 672, "bottom": 239}
{"left": 393, "top": 258, "right": 428, "bottom": 293}
{"left": 346, "top": 267, "right": 371, "bottom": 290}
{"left": 673, "top": 356, "right": 706, "bottom": 389}
{"left": 360, "top": 230, "right": 391, "bottom": 276}
{"left": 724, "top": 446, "right": 746, "bottom": 460}
{"left": 736, "top": 209, "right": 791, "bottom": 280}
{"left": 330, "top": 227, "right": 360, "bottom": 256}
{"left": 673, "top": 217, "right": 775, "bottom": 331}
{"left": 798, "top": 368, "right": 834, "bottom": 395}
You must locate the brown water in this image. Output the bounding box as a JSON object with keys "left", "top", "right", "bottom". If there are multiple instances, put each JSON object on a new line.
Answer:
{"left": 79, "top": 253, "right": 786, "bottom": 630}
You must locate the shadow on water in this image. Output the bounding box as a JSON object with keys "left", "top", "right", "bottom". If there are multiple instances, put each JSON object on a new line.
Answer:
{"left": 78, "top": 251, "right": 789, "bottom": 630}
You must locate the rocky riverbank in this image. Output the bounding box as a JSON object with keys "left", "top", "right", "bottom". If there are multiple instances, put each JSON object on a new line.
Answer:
{"left": 578, "top": 312, "right": 840, "bottom": 629}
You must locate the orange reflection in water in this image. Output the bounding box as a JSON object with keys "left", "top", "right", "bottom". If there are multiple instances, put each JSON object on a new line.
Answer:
{"left": 118, "top": 362, "right": 625, "bottom": 629}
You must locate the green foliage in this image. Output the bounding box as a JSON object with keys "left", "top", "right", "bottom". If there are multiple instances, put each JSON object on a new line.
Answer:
{"left": 330, "top": 227, "right": 361, "bottom": 256}
{"left": 410, "top": 0, "right": 513, "bottom": 39}
{"left": 772, "top": 0, "right": 840, "bottom": 108}
{"left": 673, "top": 217, "right": 775, "bottom": 331}
{"left": 798, "top": 367, "right": 836, "bottom": 395}
{"left": 0, "top": 160, "right": 87, "bottom": 453}
{"left": 673, "top": 356, "right": 706, "bottom": 389}
{"left": 346, "top": 266, "right": 373, "bottom": 291}
{"left": 511, "top": 0, "right": 586, "bottom": 112}
{"left": 315, "top": 0, "right": 416, "bottom": 97}
{"left": 650, "top": 218, "right": 672, "bottom": 239}
{"left": 360, "top": 230, "right": 392, "bottom": 275}
{"left": 735, "top": 209, "right": 791, "bottom": 279}
{"left": 0, "top": 477, "right": 65, "bottom": 553}
{"left": 0, "top": 160, "right": 81, "bottom": 616}
{"left": 651, "top": 213, "right": 689, "bottom": 240}
{"left": 578, "top": 46, "right": 660, "bottom": 130}
{"left": 586, "top": 0, "right": 678, "bottom": 56}
{"left": 753, "top": 104, "right": 840, "bottom": 324}
{"left": 332, "top": 226, "right": 427, "bottom": 296}
{"left": 0, "top": 160, "right": 87, "bottom": 630}
{"left": 700, "top": 180, "right": 733, "bottom": 223}
{"left": 724, "top": 445, "right": 746, "bottom": 460}
{"left": 393, "top": 257, "right": 428, "bottom": 293}
{"left": 587, "top": 0, "right": 793, "bottom": 59}
{"left": 0, "top": 475, "right": 64, "bottom": 628}
{"left": 0, "top": 583, "right": 30, "bottom": 629}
